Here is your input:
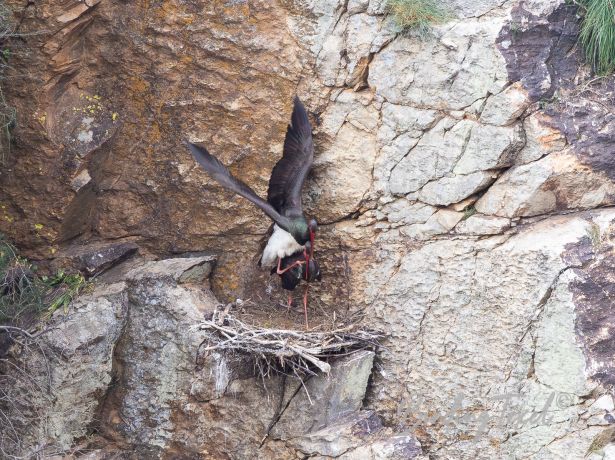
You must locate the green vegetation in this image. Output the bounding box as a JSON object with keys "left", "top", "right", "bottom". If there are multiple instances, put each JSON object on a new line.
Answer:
{"left": 538, "top": 92, "right": 560, "bottom": 109}
{"left": 586, "top": 222, "right": 602, "bottom": 248}
{"left": 462, "top": 205, "right": 477, "bottom": 220}
{"left": 0, "top": 2, "right": 15, "bottom": 163}
{"left": 577, "top": 0, "right": 615, "bottom": 74}
{"left": 386, "top": 0, "right": 451, "bottom": 35}
{"left": 0, "top": 236, "right": 86, "bottom": 329}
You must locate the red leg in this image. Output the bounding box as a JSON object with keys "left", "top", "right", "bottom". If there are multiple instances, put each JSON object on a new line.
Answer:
{"left": 276, "top": 257, "right": 304, "bottom": 275}
{"left": 287, "top": 294, "right": 293, "bottom": 312}
{"left": 303, "top": 284, "right": 309, "bottom": 329}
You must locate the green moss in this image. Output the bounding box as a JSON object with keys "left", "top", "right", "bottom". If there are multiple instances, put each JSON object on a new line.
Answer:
{"left": 462, "top": 205, "right": 477, "bottom": 220}
{"left": 577, "top": 0, "right": 615, "bottom": 74}
{"left": 386, "top": 0, "right": 451, "bottom": 35}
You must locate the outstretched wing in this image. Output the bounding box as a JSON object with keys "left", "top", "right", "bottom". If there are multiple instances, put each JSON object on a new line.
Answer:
{"left": 267, "top": 97, "right": 314, "bottom": 217}
{"left": 186, "top": 142, "right": 290, "bottom": 229}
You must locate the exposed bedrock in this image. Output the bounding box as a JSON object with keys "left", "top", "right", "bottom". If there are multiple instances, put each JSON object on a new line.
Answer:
{"left": 1, "top": 0, "right": 615, "bottom": 458}
{"left": 0, "top": 256, "right": 422, "bottom": 459}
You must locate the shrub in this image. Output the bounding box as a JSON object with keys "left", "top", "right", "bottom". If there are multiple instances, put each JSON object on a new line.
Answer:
{"left": 577, "top": 0, "right": 615, "bottom": 74}
{"left": 0, "top": 1, "right": 15, "bottom": 163}
{"left": 386, "top": 0, "right": 451, "bottom": 35}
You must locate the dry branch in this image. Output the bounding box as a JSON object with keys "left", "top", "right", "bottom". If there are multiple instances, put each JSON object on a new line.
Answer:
{"left": 196, "top": 312, "right": 383, "bottom": 378}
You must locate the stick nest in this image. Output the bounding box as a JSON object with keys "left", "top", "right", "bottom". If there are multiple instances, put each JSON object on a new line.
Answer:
{"left": 196, "top": 308, "right": 383, "bottom": 378}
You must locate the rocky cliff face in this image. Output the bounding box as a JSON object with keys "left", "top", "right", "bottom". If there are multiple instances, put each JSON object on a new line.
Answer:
{"left": 1, "top": 0, "right": 615, "bottom": 458}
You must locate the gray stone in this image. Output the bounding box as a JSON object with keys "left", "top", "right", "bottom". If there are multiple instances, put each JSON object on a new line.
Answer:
{"left": 400, "top": 209, "right": 464, "bottom": 239}
{"left": 378, "top": 103, "right": 441, "bottom": 143}
{"left": 418, "top": 171, "right": 495, "bottom": 206}
{"left": 389, "top": 118, "right": 474, "bottom": 194}
{"left": 348, "top": 0, "right": 369, "bottom": 15}
{"left": 288, "top": 411, "right": 383, "bottom": 457}
{"left": 516, "top": 111, "right": 567, "bottom": 164}
{"left": 369, "top": 19, "right": 508, "bottom": 110}
{"left": 480, "top": 83, "right": 531, "bottom": 126}
{"left": 476, "top": 152, "right": 615, "bottom": 217}
{"left": 51, "top": 241, "right": 139, "bottom": 276}
{"left": 592, "top": 395, "right": 615, "bottom": 412}
{"left": 0, "top": 286, "right": 128, "bottom": 456}
{"left": 125, "top": 255, "right": 216, "bottom": 282}
{"left": 338, "top": 433, "right": 426, "bottom": 460}
{"left": 380, "top": 199, "right": 436, "bottom": 226}
{"left": 455, "top": 214, "right": 510, "bottom": 235}
{"left": 452, "top": 122, "right": 526, "bottom": 174}
{"left": 290, "top": 410, "right": 426, "bottom": 460}
{"left": 103, "top": 276, "right": 216, "bottom": 451}
{"left": 534, "top": 270, "right": 591, "bottom": 396}
{"left": 273, "top": 350, "right": 375, "bottom": 438}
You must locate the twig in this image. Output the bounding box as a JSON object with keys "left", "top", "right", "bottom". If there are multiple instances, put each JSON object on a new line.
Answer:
{"left": 197, "top": 313, "right": 382, "bottom": 380}
{"left": 259, "top": 374, "right": 287, "bottom": 447}
{"left": 0, "top": 326, "right": 34, "bottom": 339}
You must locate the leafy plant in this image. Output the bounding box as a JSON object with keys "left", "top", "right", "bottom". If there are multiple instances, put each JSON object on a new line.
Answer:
{"left": 42, "top": 271, "right": 86, "bottom": 317}
{"left": 577, "top": 0, "right": 615, "bottom": 74}
{"left": 386, "top": 0, "right": 451, "bottom": 35}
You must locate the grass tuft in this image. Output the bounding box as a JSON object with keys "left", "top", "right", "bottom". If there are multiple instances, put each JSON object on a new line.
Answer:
{"left": 577, "top": 0, "right": 615, "bottom": 74}
{"left": 0, "top": 235, "right": 86, "bottom": 329}
{"left": 386, "top": 0, "right": 451, "bottom": 35}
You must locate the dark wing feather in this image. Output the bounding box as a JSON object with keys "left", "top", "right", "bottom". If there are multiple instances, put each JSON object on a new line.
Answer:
{"left": 186, "top": 142, "right": 290, "bottom": 229}
{"left": 267, "top": 97, "right": 314, "bottom": 216}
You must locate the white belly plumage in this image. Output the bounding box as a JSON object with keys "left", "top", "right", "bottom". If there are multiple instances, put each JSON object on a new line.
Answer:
{"left": 261, "top": 224, "right": 304, "bottom": 267}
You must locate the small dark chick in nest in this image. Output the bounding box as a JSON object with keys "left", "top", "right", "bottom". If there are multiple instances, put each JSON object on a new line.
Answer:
{"left": 271, "top": 241, "right": 321, "bottom": 328}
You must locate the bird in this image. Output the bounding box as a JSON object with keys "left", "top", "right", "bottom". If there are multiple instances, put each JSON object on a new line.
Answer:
{"left": 186, "top": 97, "right": 319, "bottom": 327}
{"left": 274, "top": 243, "right": 322, "bottom": 290}
{"left": 272, "top": 241, "right": 321, "bottom": 327}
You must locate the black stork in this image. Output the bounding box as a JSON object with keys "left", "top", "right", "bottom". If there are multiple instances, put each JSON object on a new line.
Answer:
{"left": 273, "top": 241, "right": 321, "bottom": 325}
{"left": 186, "top": 97, "right": 320, "bottom": 327}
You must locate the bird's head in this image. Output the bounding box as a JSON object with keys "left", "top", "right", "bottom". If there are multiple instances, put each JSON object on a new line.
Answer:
{"left": 289, "top": 218, "right": 317, "bottom": 246}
